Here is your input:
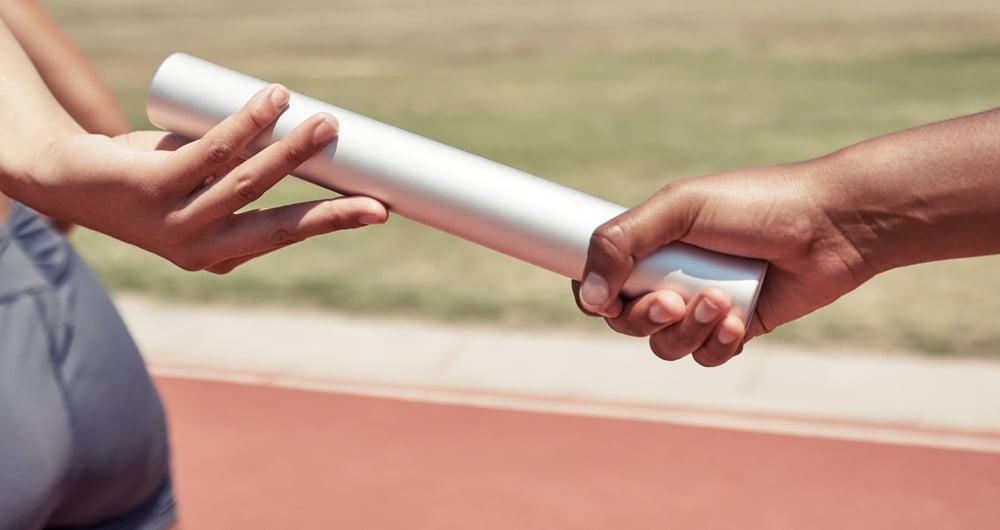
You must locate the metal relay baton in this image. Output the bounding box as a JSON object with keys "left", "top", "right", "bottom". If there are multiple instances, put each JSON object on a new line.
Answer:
{"left": 147, "top": 53, "right": 766, "bottom": 321}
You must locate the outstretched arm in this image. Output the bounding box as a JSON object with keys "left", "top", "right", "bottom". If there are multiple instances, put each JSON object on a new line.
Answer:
{"left": 574, "top": 108, "right": 1000, "bottom": 366}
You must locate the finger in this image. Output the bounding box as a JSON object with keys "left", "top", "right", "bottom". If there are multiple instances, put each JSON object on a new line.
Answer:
{"left": 578, "top": 180, "right": 704, "bottom": 317}
{"left": 190, "top": 156, "right": 243, "bottom": 194}
{"left": 191, "top": 196, "right": 388, "bottom": 270}
{"left": 691, "top": 314, "right": 746, "bottom": 367}
{"left": 577, "top": 218, "right": 636, "bottom": 318}
{"left": 170, "top": 83, "right": 291, "bottom": 191}
{"left": 648, "top": 287, "right": 732, "bottom": 362}
{"left": 744, "top": 293, "right": 774, "bottom": 341}
{"left": 205, "top": 192, "right": 386, "bottom": 274}
{"left": 204, "top": 248, "right": 273, "bottom": 275}
{"left": 603, "top": 290, "right": 686, "bottom": 337}
{"left": 184, "top": 113, "right": 339, "bottom": 224}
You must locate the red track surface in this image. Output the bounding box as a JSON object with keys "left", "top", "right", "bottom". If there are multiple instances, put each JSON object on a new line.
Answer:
{"left": 156, "top": 376, "right": 1000, "bottom": 529}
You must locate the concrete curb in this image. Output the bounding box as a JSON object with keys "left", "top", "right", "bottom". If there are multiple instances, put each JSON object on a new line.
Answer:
{"left": 116, "top": 296, "right": 1000, "bottom": 453}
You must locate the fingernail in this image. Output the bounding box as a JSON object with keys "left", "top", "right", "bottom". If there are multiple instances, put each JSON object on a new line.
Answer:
{"left": 313, "top": 118, "right": 337, "bottom": 143}
{"left": 579, "top": 272, "right": 609, "bottom": 310}
{"left": 694, "top": 298, "right": 721, "bottom": 324}
{"left": 717, "top": 327, "right": 741, "bottom": 345}
{"left": 270, "top": 84, "right": 290, "bottom": 108}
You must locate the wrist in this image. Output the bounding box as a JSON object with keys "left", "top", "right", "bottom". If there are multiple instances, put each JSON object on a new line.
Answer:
{"left": 0, "top": 94, "right": 84, "bottom": 184}
{"left": 818, "top": 111, "right": 1000, "bottom": 276}
{"left": 3, "top": 128, "right": 97, "bottom": 217}
{"left": 804, "top": 148, "right": 887, "bottom": 282}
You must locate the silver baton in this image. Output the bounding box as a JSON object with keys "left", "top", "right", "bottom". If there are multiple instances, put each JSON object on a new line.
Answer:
{"left": 147, "top": 53, "right": 766, "bottom": 321}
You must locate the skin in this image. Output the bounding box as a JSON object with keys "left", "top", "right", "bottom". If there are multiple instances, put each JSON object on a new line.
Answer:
{"left": 0, "top": 0, "right": 130, "bottom": 232}
{"left": 1, "top": 6, "right": 384, "bottom": 526}
{"left": 0, "top": 15, "right": 388, "bottom": 273}
{"left": 574, "top": 107, "right": 1000, "bottom": 366}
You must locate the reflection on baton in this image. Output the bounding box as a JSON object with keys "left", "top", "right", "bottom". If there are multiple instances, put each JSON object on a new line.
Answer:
{"left": 147, "top": 53, "right": 766, "bottom": 321}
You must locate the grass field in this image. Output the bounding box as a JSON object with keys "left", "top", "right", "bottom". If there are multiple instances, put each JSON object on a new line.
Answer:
{"left": 48, "top": 0, "right": 1000, "bottom": 357}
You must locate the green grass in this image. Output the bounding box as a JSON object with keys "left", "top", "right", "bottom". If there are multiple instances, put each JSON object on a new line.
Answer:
{"left": 48, "top": 0, "right": 1000, "bottom": 357}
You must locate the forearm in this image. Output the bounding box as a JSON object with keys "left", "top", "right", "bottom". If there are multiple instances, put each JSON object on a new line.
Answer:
{"left": 0, "top": 19, "right": 85, "bottom": 200}
{"left": 823, "top": 108, "right": 1000, "bottom": 275}
{"left": 576, "top": 107, "right": 1000, "bottom": 363}
{"left": 0, "top": 0, "right": 130, "bottom": 136}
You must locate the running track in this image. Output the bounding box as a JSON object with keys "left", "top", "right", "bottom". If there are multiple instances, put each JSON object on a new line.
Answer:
{"left": 156, "top": 376, "right": 1000, "bottom": 529}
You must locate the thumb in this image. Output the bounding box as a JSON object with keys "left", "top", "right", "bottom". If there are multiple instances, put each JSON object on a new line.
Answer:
{"left": 577, "top": 181, "right": 704, "bottom": 316}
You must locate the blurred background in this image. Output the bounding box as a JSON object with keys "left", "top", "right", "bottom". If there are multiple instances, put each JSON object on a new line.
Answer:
{"left": 51, "top": 0, "right": 1000, "bottom": 358}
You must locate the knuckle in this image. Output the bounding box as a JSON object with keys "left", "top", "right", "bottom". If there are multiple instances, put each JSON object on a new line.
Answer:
{"left": 273, "top": 228, "right": 303, "bottom": 247}
{"left": 329, "top": 213, "right": 357, "bottom": 231}
{"left": 589, "top": 222, "right": 635, "bottom": 269}
{"left": 247, "top": 110, "right": 269, "bottom": 131}
{"left": 247, "top": 99, "right": 277, "bottom": 131}
{"left": 324, "top": 203, "right": 365, "bottom": 231}
{"left": 590, "top": 222, "right": 626, "bottom": 255}
{"left": 282, "top": 138, "right": 316, "bottom": 166}
{"left": 234, "top": 174, "right": 263, "bottom": 203}
{"left": 208, "top": 137, "right": 237, "bottom": 162}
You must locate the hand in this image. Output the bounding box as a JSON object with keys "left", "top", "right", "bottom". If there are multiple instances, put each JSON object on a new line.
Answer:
{"left": 32, "top": 84, "right": 388, "bottom": 273}
{"left": 572, "top": 158, "right": 872, "bottom": 366}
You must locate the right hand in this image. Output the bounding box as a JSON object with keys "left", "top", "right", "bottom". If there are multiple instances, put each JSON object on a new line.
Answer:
{"left": 572, "top": 157, "right": 873, "bottom": 366}
{"left": 31, "top": 84, "right": 389, "bottom": 273}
